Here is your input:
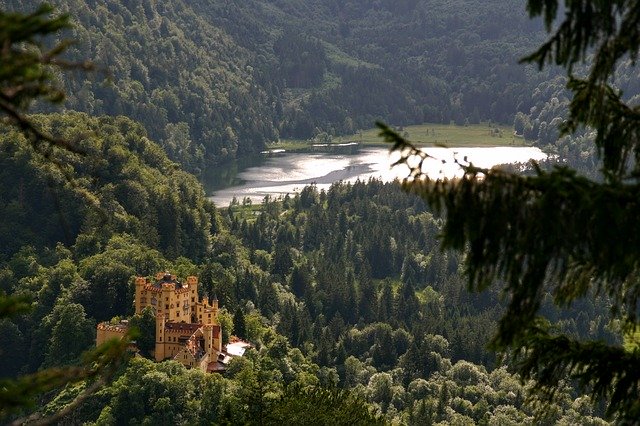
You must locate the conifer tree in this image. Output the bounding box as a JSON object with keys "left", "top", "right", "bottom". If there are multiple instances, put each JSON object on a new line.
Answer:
{"left": 380, "top": 0, "right": 640, "bottom": 420}
{"left": 0, "top": 4, "right": 92, "bottom": 161}
{"left": 234, "top": 307, "right": 247, "bottom": 340}
{"left": 0, "top": 5, "right": 130, "bottom": 421}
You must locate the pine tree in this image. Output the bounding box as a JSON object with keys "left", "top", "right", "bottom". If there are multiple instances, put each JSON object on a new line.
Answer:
{"left": 233, "top": 307, "right": 247, "bottom": 340}
{"left": 0, "top": 4, "right": 91, "bottom": 157}
{"left": 290, "top": 263, "right": 311, "bottom": 298}
{"left": 0, "top": 5, "right": 129, "bottom": 421}
{"left": 357, "top": 275, "right": 377, "bottom": 324}
{"left": 129, "top": 307, "right": 156, "bottom": 357}
{"left": 379, "top": 0, "right": 640, "bottom": 420}
{"left": 396, "top": 279, "right": 420, "bottom": 328}
{"left": 377, "top": 280, "right": 394, "bottom": 323}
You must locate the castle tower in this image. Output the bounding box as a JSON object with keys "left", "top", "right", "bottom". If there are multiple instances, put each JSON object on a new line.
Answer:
{"left": 187, "top": 276, "right": 198, "bottom": 304}
{"left": 203, "top": 323, "right": 222, "bottom": 354}
{"left": 187, "top": 275, "right": 198, "bottom": 322}
{"left": 212, "top": 295, "right": 219, "bottom": 318}
{"left": 134, "top": 276, "right": 147, "bottom": 314}
{"left": 155, "top": 313, "right": 166, "bottom": 362}
{"left": 162, "top": 282, "right": 176, "bottom": 321}
{"left": 203, "top": 323, "right": 213, "bottom": 355}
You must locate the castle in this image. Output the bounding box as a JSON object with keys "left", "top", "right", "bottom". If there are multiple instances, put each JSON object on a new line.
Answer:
{"left": 96, "top": 272, "right": 247, "bottom": 373}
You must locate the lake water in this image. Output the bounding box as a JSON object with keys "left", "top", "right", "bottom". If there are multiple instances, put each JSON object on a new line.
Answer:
{"left": 203, "top": 146, "right": 547, "bottom": 207}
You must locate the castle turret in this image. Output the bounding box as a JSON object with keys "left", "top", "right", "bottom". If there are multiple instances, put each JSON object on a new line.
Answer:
{"left": 187, "top": 276, "right": 198, "bottom": 309}
{"left": 155, "top": 313, "right": 166, "bottom": 361}
{"left": 212, "top": 295, "right": 219, "bottom": 318}
{"left": 134, "top": 276, "right": 147, "bottom": 314}
{"left": 203, "top": 323, "right": 222, "bottom": 354}
{"left": 162, "top": 282, "right": 176, "bottom": 321}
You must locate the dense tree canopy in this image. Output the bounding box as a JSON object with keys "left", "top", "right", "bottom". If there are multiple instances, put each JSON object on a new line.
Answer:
{"left": 380, "top": 0, "right": 640, "bottom": 420}
{"left": 3, "top": 0, "right": 553, "bottom": 169}
{"left": 0, "top": 1, "right": 630, "bottom": 424}
{"left": 0, "top": 8, "right": 134, "bottom": 423}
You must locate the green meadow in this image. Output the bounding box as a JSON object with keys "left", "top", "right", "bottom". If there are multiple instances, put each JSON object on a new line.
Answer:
{"left": 270, "top": 123, "right": 521, "bottom": 151}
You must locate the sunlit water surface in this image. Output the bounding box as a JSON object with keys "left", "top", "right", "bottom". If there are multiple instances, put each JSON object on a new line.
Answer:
{"left": 206, "top": 147, "right": 547, "bottom": 207}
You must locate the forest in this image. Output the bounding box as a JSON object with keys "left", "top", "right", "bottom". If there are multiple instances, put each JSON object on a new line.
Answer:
{"left": 1, "top": 0, "right": 638, "bottom": 424}
{"left": 1, "top": 0, "right": 555, "bottom": 172}
{"left": 0, "top": 122, "right": 614, "bottom": 422}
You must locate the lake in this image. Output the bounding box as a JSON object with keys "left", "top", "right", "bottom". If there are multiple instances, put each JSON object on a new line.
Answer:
{"left": 203, "top": 146, "right": 547, "bottom": 207}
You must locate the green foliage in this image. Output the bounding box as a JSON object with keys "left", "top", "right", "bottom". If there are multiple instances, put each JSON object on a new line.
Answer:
{"left": 129, "top": 307, "right": 156, "bottom": 357}
{"left": 378, "top": 0, "right": 640, "bottom": 420}
{"left": 4, "top": 0, "right": 553, "bottom": 167}
{"left": 3, "top": 0, "right": 281, "bottom": 168}
{"left": 0, "top": 113, "right": 215, "bottom": 261}
{"left": 0, "top": 2, "right": 625, "bottom": 423}
{"left": 0, "top": 3, "right": 91, "bottom": 155}
{"left": 0, "top": 292, "right": 31, "bottom": 318}
{"left": 43, "top": 303, "right": 95, "bottom": 367}
{"left": 0, "top": 5, "right": 135, "bottom": 423}
{"left": 80, "top": 341, "right": 376, "bottom": 425}
{"left": 0, "top": 4, "right": 67, "bottom": 107}
{"left": 223, "top": 181, "right": 613, "bottom": 422}
{"left": 217, "top": 308, "right": 234, "bottom": 346}
{"left": 0, "top": 328, "right": 133, "bottom": 422}
{"left": 512, "top": 320, "right": 640, "bottom": 420}
{"left": 234, "top": 307, "right": 247, "bottom": 340}
{"left": 267, "top": 384, "right": 385, "bottom": 425}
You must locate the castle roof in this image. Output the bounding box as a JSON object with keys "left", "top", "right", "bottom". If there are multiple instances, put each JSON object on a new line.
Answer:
{"left": 153, "top": 272, "right": 183, "bottom": 289}
{"left": 207, "top": 361, "right": 227, "bottom": 373}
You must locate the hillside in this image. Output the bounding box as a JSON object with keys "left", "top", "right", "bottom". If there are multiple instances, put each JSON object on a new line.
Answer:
{"left": 0, "top": 2, "right": 630, "bottom": 424}
{"left": 3, "top": 0, "right": 549, "bottom": 169}
{"left": 0, "top": 113, "right": 217, "bottom": 261}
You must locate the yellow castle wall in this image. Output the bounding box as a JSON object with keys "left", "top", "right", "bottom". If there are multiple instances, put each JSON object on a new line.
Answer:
{"left": 175, "top": 347, "right": 198, "bottom": 368}
{"left": 123, "top": 274, "right": 225, "bottom": 369}
{"left": 136, "top": 275, "right": 200, "bottom": 322}
{"left": 96, "top": 325, "right": 127, "bottom": 346}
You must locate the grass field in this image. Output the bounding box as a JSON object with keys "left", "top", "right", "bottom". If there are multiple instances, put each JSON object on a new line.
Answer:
{"left": 269, "top": 123, "right": 522, "bottom": 151}
{"left": 224, "top": 202, "right": 265, "bottom": 221}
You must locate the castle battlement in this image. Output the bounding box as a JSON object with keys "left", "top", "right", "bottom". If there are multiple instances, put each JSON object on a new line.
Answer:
{"left": 96, "top": 321, "right": 129, "bottom": 346}
{"left": 96, "top": 323, "right": 128, "bottom": 332}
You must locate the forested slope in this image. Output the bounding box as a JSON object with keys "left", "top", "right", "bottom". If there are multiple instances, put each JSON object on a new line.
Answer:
{"left": 0, "top": 113, "right": 216, "bottom": 261}
{"left": 4, "top": 0, "right": 550, "bottom": 169}
{"left": 0, "top": 167, "right": 613, "bottom": 423}
{"left": 0, "top": 2, "right": 627, "bottom": 424}
{"left": 0, "top": 113, "right": 613, "bottom": 423}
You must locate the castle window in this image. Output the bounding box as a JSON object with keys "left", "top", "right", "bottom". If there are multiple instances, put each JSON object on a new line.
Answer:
{"left": 191, "top": 297, "right": 195, "bottom": 302}
{"left": 165, "top": 304, "right": 169, "bottom": 309}
{"left": 140, "top": 297, "right": 147, "bottom": 304}
{"left": 177, "top": 311, "right": 180, "bottom": 317}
